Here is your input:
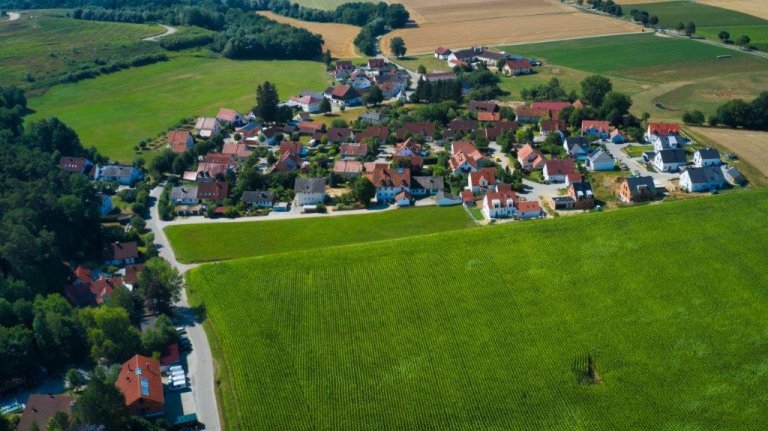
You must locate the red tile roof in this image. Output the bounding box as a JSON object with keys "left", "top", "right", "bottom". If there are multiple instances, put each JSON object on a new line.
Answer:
{"left": 648, "top": 122, "right": 681, "bottom": 135}
{"left": 167, "top": 130, "right": 192, "bottom": 153}
{"left": 581, "top": 120, "right": 610, "bottom": 133}
{"left": 368, "top": 165, "right": 411, "bottom": 188}
{"left": 515, "top": 200, "right": 542, "bottom": 213}
{"left": 217, "top": 108, "right": 240, "bottom": 123}
{"left": 333, "top": 160, "right": 363, "bottom": 175}
{"left": 116, "top": 354, "right": 164, "bottom": 416}
{"left": 434, "top": 46, "right": 452, "bottom": 55}
{"left": 59, "top": 156, "right": 89, "bottom": 173}
{"left": 222, "top": 142, "right": 253, "bottom": 159}
{"left": 357, "top": 126, "right": 389, "bottom": 142}
{"left": 197, "top": 180, "right": 229, "bottom": 202}
{"left": 279, "top": 141, "right": 303, "bottom": 156}
{"left": 505, "top": 59, "right": 532, "bottom": 70}
{"left": 478, "top": 112, "right": 501, "bottom": 122}
{"left": 161, "top": 342, "right": 180, "bottom": 367}
{"left": 340, "top": 143, "right": 368, "bottom": 158}
{"left": 531, "top": 101, "right": 572, "bottom": 112}
{"left": 544, "top": 159, "right": 576, "bottom": 176}
{"left": 469, "top": 168, "right": 496, "bottom": 186}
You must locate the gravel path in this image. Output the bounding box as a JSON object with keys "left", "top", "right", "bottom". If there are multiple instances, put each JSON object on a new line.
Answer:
{"left": 143, "top": 24, "right": 177, "bottom": 41}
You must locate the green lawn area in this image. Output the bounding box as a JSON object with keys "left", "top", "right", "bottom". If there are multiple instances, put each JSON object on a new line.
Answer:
{"left": 622, "top": 144, "right": 654, "bottom": 158}
{"left": 166, "top": 206, "right": 475, "bottom": 263}
{"left": 698, "top": 25, "right": 768, "bottom": 51}
{"left": 28, "top": 55, "right": 331, "bottom": 162}
{"left": 187, "top": 189, "right": 768, "bottom": 430}
{"left": 629, "top": 1, "right": 767, "bottom": 28}
{"left": 391, "top": 55, "right": 452, "bottom": 74}
{"left": 0, "top": 11, "right": 164, "bottom": 88}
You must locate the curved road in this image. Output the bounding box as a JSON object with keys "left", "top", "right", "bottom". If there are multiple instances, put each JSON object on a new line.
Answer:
{"left": 143, "top": 24, "right": 177, "bottom": 41}
{"left": 4, "top": 12, "right": 20, "bottom": 22}
{"left": 148, "top": 188, "right": 219, "bottom": 430}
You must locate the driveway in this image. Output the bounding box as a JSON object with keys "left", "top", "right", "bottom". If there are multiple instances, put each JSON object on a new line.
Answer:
{"left": 603, "top": 141, "right": 680, "bottom": 187}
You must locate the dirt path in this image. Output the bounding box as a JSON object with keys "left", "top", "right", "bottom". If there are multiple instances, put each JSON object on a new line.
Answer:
{"left": 3, "top": 12, "right": 20, "bottom": 22}
{"left": 143, "top": 24, "right": 177, "bottom": 41}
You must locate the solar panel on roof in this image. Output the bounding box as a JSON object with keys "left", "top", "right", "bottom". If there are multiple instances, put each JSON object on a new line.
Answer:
{"left": 140, "top": 377, "right": 150, "bottom": 396}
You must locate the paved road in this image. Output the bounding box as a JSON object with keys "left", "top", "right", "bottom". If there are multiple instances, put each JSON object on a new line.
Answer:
{"left": 148, "top": 188, "right": 220, "bottom": 430}
{"left": 143, "top": 24, "right": 177, "bottom": 41}
{"left": 603, "top": 141, "right": 680, "bottom": 186}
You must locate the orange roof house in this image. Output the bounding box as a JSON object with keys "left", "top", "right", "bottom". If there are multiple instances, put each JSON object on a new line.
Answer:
{"left": 116, "top": 354, "right": 164, "bottom": 417}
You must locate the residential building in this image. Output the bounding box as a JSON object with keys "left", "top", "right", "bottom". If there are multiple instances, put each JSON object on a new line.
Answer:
{"left": 333, "top": 160, "right": 363, "bottom": 178}
{"left": 461, "top": 190, "right": 476, "bottom": 206}
{"left": 434, "top": 46, "right": 453, "bottom": 60}
{"left": 478, "top": 111, "right": 501, "bottom": 122}
{"left": 482, "top": 189, "right": 517, "bottom": 220}
{"left": 502, "top": 59, "right": 532, "bottom": 76}
{"left": 17, "top": 394, "right": 75, "bottom": 431}
{"left": 652, "top": 134, "right": 686, "bottom": 152}
{"left": 543, "top": 159, "right": 576, "bottom": 183}
{"left": 367, "top": 165, "right": 411, "bottom": 202}
{"left": 540, "top": 119, "right": 566, "bottom": 138}
{"left": 167, "top": 130, "right": 194, "bottom": 153}
{"left": 95, "top": 164, "right": 143, "bottom": 186}
{"left": 653, "top": 149, "right": 687, "bottom": 172}
{"left": 340, "top": 142, "right": 368, "bottom": 159}
{"left": 411, "top": 175, "right": 444, "bottom": 196}
{"left": 327, "top": 127, "right": 354, "bottom": 144}
{"left": 395, "top": 138, "right": 423, "bottom": 157}
{"left": 448, "top": 118, "right": 478, "bottom": 137}
{"left": 468, "top": 101, "right": 499, "bottom": 113}
{"left": 515, "top": 200, "right": 544, "bottom": 220}
{"left": 693, "top": 148, "right": 721, "bottom": 167}
{"left": 59, "top": 156, "right": 93, "bottom": 175}
{"left": 679, "top": 166, "right": 726, "bottom": 192}
{"left": 396, "top": 122, "right": 437, "bottom": 141}
{"left": 563, "top": 136, "right": 590, "bottom": 159}
{"left": 289, "top": 95, "right": 322, "bottom": 113}
{"left": 585, "top": 148, "right": 615, "bottom": 171}
{"left": 581, "top": 120, "right": 611, "bottom": 139}
{"left": 299, "top": 121, "right": 325, "bottom": 136}
{"left": 395, "top": 191, "right": 413, "bottom": 207}
{"left": 116, "top": 354, "right": 164, "bottom": 417}
{"left": 646, "top": 122, "right": 681, "bottom": 141}
{"left": 721, "top": 165, "right": 746, "bottom": 186}
{"left": 618, "top": 176, "right": 658, "bottom": 203}
{"left": 568, "top": 182, "right": 595, "bottom": 209}
{"left": 435, "top": 190, "right": 462, "bottom": 206}
{"left": 241, "top": 190, "right": 275, "bottom": 208}
{"left": 194, "top": 117, "right": 220, "bottom": 138}
{"left": 170, "top": 186, "right": 199, "bottom": 205}
{"left": 357, "top": 125, "right": 390, "bottom": 143}
{"left": 196, "top": 180, "right": 229, "bottom": 202}
{"left": 216, "top": 108, "right": 243, "bottom": 125}
{"left": 359, "top": 112, "right": 388, "bottom": 125}
{"left": 610, "top": 129, "right": 625, "bottom": 144}
{"left": 467, "top": 168, "right": 497, "bottom": 192}
{"left": 294, "top": 178, "right": 326, "bottom": 206}
{"left": 104, "top": 241, "right": 138, "bottom": 266}
{"left": 484, "top": 121, "right": 519, "bottom": 140}
{"left": 222, "top": 142, "right": 253, "bottom": 160}
{"left": 517, "top": 143, "right": 545, "bottom": 171}
{"left": 329, "top": 85, "right": 362, "bottom": 106}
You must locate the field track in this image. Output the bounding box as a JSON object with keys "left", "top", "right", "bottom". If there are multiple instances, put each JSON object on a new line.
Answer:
{"left": 258, "top": 11, "right": 361, "bottom": 58}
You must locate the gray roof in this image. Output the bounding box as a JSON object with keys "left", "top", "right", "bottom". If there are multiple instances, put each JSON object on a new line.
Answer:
{"left": 625, "top": 176, "right": 656, "bottom": 195}
{"left": 565, "top": 136, "right": 589, "bottom": 153}
{"left": 587, "top": 148, "right": 613, "bottom": 164}
{"left": 657, "top": 149, "right": 687, "bottom": 163}
{"left": 683, "top": 166, "right": 724, "bottom": 184}
{"left": 241, "top": 190, "right": 274, "bottom": 203}
{"left": 99, "top": 165, "right": 137, "bottom": 178}
{"left": 570, "top": 181, "right": 594, "bottom": 199}
{"left": 696, "top": 148, "right": 720, "bottom": 159}
{"left": 435, "top": 190, "right": 458, "bottom": 200}
{"left": 170, "top": 186, "right": 198, "bottom": 201}
{"left": 295, "top": 178, "right": 325, "bottom": 194}
{"left": 412, "top": 176, "right": 444, "bottom": 191}
{"left": 720, "top": 165, "right": 745, "bottom": 183}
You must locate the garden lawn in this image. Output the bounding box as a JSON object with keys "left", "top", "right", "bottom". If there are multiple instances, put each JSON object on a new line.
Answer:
{"left": 28, "top": 56, "right": 331, "bottom": 162}
{"left": 188, "top": 188, "right": 768, "bottom": 430}
{"left": 166, "top": 206, "right": 475, "bottom": 263}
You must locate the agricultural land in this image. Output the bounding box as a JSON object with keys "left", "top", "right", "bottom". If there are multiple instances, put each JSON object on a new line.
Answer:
{"left": 186, "top": 189, "right": 768, "bottom": 430}
{"left": 258, "top": 11, "right": 362, "bottom": 58}
{"left": 380, "top": 0, "right": 641, "bottom": 56}
{"left": 291, "top": 0, "right": 374, "bottom": 10}
{"left": 165, "top": 206, "right": 475, "bottom": 263}
{"left": 687, "top": 127, "right": 768, "bottom": 177}
{"left": 697, "top": 0, "right": 768, "bottom": 21}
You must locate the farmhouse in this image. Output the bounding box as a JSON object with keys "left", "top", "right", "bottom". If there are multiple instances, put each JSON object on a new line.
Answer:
{"left": 619, "top": 176, "right": 658, "bottom": 203}
{"left": 167, "top": 130, "right": 194, "bottom": 153}
{"left": 467, "top": 168, "right": 497, "bottom": 192}
{"left": 434, "top": 46, "right": 453, "bottom": 60}
{"left": 680, "top": 167, "right": 726, "bottom": 192}
{"left": 295, "top": 178, "right": 326, "bottom": 206}
{"left": 502, "top": 59, "right": 532, "bottom": 76}
{"left": 653, "top": 149, "right": 687, "bottom": 172}
{"left": 197, "top": 180, "right": 229, "bottom": 203}
{"left": 693, "top": 148, "right": 721, "bottom": 167}
{"left": 289, "top": 95, "right": 322, "bottom": 113}
{"left": 517, "top": 144, "right": 545, "bottom": 171}
{"left": 116, "top": 354, "right": 164, "bottom": 417}
{"left": 367, "top": 165, "right": 411, "bottom": 202}
{"left": 216, "top": 108, "right": 243, "bottom": 126}
{"left": 194, "top": 117, "right": 220, "bottom": 138}
{"left": 581, "top": 120, "right": 611, "bottom": 139}
{"left": 563, "top": 136, "right": 590, "bottom": 159}
{"left": 543, "top": 159, "right": 576, "bottom": 183}
{"left": 329, "top": 85, "right": 362, "bottom": 106}
{"left": 241, "top": 190, "right": 275, "bottom": 208}
{"left": 585, "top": 148, "right": 615, "bottom": 171}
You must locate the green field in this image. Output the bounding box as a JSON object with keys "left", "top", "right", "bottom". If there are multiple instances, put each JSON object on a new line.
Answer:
{"left": 0, "top": 11, "right": 164, "bottom": 88}
{"left": 187, "top": 189, "right": 768, "bottom": 430}
{"left": 630, "top": 1, "right": 766, "bottom": 27}
{"left": 165, "top": 206, "right": 475, "bottom": 263}
{"left": 698, "top": 25, "right": 768, "bottom": 51}
{"left": 28, "top": 56, "right": 331, "bottom": 162}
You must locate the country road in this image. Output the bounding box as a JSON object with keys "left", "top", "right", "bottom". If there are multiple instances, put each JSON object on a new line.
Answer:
{"left": 143, "top": 24, "right": 177, "bottom": 41}
{"left": 148, "top": 187, "right": 220, "bottom": 430}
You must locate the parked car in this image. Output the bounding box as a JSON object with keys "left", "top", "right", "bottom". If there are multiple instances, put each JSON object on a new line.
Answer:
{"left": 175, "top": 326, "right": 186, "bottom": 335}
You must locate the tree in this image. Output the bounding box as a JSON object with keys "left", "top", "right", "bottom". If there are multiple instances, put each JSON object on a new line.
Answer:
{"left": 516, "top": 127, "right": 534, "bottom": 143}
{"left": 389, "top": 37, "right": 407, "bottom": 58}
{"left": 718, "top": 30, "right": 730, "bottom": 42}
{"left": 649, "top": 15, "right": 658, "bottom": 26}
{"left": 364, "top": 85, "right": 384, "bottom": 107}
{"left": 108, "top": 285, "right": 140, "bottom": 324}
{"left": 319, "top": 97, "right": 332, "bottom": 115}
{"left": 682, "top": 110, "right": 705, "bottom": 125}
{"left": 581, "top": 75, "right": 613, "bottom": 108}
{"left": 601, "top": 91, "right": 632, "bottom": 122}
{"left": 685, "top": 21, "right": 696, "bottom": 36}
{"left": 65, "top": 368, "right": 86, "bottom": 390}
{"left": 32, "top": 294, "right": 87, "bottom": 371}
{"left": 737, "top": 35, "right": 751, "bottom": 50}
{"left": 417, "top": 64, "right": 427, "bottom": 75}
{"left": 129, "top": 214, "right": 145, "bottom": 232}
{"left": 322, "top": 49, "right": 332, "bottom": 68}
{"left": 716, "top": 99, "right": 752, "bottom": 128}
{"left": 141, "top": 314, "right": 176, "bottom": 355}
{"left": 48, "top": 411, "right": 71, "bottom": 431}
{"left": 72, "top": 369, "right": 129, "bottom": 429}
{"left": 254, "top": 81, "right": 280, "bottom": 122}
{"left": 0, "top": 325, "right": 37, "bottom": 380}
{"left": 352, "top": 176, "right": 376, "bottom": 206}
{"left": 675, "top": 22, "right": 685, "bottom": 32}
{"left": 78, "top": 306, "right": 141, "bottom": 363}
{"left": 137, "top": 257, "right": 182, "bottom": 314}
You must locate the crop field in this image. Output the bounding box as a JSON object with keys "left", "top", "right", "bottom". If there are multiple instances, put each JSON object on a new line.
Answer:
{"left": 292, "top": 0, "right": 374, "bottom": 10}
{"left": 258, "top": 11, "right": 361, "bottom": 58}
{"left": 380, "top": 0, "right": 640, "bottom": 56}
{"left": 687, "top": 127, "right": 768, "bottom": 177}
{"left": 0, "top": 11, "right": 164, "bottom": 88}
{"left": 165, "top": 206, "right": 475, "bottom": 263}
{"left": 628, "top": 1, "right": 766, "bottom": 27}
{"left": 27, "top": 56, "right": 330, "bottom": 162}
{"left": 188, "top": 189, "right": 768, "bottom": 430}
{"left": 698, "top": 0, "right": 768, "bottom": 21}
{"left": 698, "top": 24, "right": 768, "bottom": 50}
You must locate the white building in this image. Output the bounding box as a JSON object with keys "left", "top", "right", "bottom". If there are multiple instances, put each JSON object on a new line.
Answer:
{"left": 294, "top": 178, "right": 326, "bottom": 206}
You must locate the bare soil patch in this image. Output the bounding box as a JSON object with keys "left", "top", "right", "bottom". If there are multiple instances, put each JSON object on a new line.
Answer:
{"left": 258, "top": 11, "right": 361, "bottom": 58}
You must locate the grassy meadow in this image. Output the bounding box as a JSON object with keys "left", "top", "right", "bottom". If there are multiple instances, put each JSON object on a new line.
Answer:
{"left": 28, "top": 56, "right": 331, "bottom": 162}
{"left": 630, "top": 1, "right": 767, "bottom": 27}
{"left": 165, "top": 206, "right": 475, "bottom": 263}
{"left": 698, "top": 24, "right": 768, "bottom": 50}
{"left": 0, "top": 11, "right": 164, "bottom": 88}
{"left": 187, "top": 188, "right": 768, "bottom": 430}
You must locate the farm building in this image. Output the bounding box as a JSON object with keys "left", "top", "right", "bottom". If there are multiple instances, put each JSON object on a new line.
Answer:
{"left": 502, "top": 59, "right": 532, "bottom": 76}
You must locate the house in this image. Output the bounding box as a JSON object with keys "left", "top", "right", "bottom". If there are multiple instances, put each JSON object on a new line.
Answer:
{"left": 540, "top": 119, "right": 566, "bottom": 138}
{"left": 468, "top": 101, "right": 499, "bottom": 113}
{"left": 241, "top": 190, "right": 275, "bottom": 208}
{"left": 289, "top": 95, "right": 322, "bottom": 113}
{"left": 396, "top": 122, "right": 437, "bottom": 141}
{"left": 652, "top": 134, "right": 686, "bottom": 152}
{"left": 333, "top": 160, "right": 363, "bottom": 178}
{"left": 327, "top": 127, "right": 354, "bottom": 144}
{"left": 222, "top": 142, "right": 253, "bottom": 160}
{"left": 693, "top": 148, "right": 721, "bottom": 167}
{"left": 484, "top": 121, "right": 519, "bottom": 140}
{"left": 435, "top": 190, "right": 462, "bottom": 206}
{"left": 515, "top": 200, "right": 544, "bottom": 220}
{"left": 237, "top": 122, "right": 261, "bottom": 139}
{"left": 122, "top": 263, "right": 145, "bottom": 286}
{"left": 478, "top": 111, "right": 501, "bottom": 122}
{"left": 646, "top": 122, "right": 681, "bottom": 141}
{"left": 543, "top": 159, "right": 576, "bottom": 183}
{"left": 167, "top": 130, "right": 194, "bottom": 153}
{"left": 448, "top": 48, "right": 478, "bottom": 63}
{"left": 335, "top": 60, "right": 353, "bottom": 71}
{"left": 619, "top": 176, "right": 658, "bottom": 203}
{"left": 357, "top": 125, "right": 390, "bottom": 143}
{"left": 568, "top": 181, "right": 595, "bottom": 209}
{"left": 585, "top": 148, "right": 615, "bottom": 171}
{"left": 340, "top": 142, "right": 368, "bottom": 159}
{"left": 610, "top": 129, "right": 625, "bottom": 144}
{"left": 503, "top": 59, "right": 532, "bottom": 76}
{"left": 160, "top": 343, "right": 181, "bottom": 373}
{"left": 434, "top": 46, "right": 453, "bottom": 60}
{"left": 565, "top": 172, "right": 583, "bottom": 186}
{"left": 482, "top": 189, "right": 517, "bottom": 220}
{"left": 269, "top": 151, "right": 304, "bottom": 174}
{"left": 517, "top": 144, "right": 545, "bottom": 171}
{"left": 349, "top": 75, "right": 372, "bottom": 90}
{"left": 448, "top": 58, "right": 470, "bottom": 69}
{"left": 170, "top": 186, "right": 199, "bottom": 205}
{"left": 194, "top": 117, "right": 220, "bottom": 138}
{"left": 515, "top": 106, "right": 550, "bottom": 124}
{"left": 65, "top": 266, "right": 123, "bottom": 306}
{"left": 359, "top": 112, "right": 388, "bottom": 125}
{"left": 294, "top": 111, "right": 312, "bottom": 122}
{"left": 532, "top": 101, "right": 572, "bottom": 113}
{"left": 216, "top": 108, "right": 243, "bottom": 125}
{"left": 452, "top": 140, "right": 484, "bottom": 159}
{"left": 448, "top": 118, "right": 478, "bottom": 137}
{"left": 563, "top": 136, "right": 590, "bottom": 159}
{"left": 299, "top": 121, "right": 325, "bottom": 136}
{"left": 395, "top": 138, "right": 423, "bottom": 157}
{"left": 59, "top": 156, "right": 93, "bottom": 175}
{"left": 95, "top": 164, "right": 143, "bottom": 186}
{"left": 680, "top": 166, "right": 726, "bottom": 192}
{"left": 367, "top": 58, "right": 387, "bottom": 69}
{"left": 197, "top": 154, "right": 238, "bottom": 179}
{"left": 294, "top": 178, "right": 326, "bottom": 206}
{"left": 411, "top": 175, "right": 444, "bottom": 196}
{"left": 721, "top": 165, "right": 746, "bottom": 186}
{"left": 461, "top": 190, "right": 476, "bottom": 206}
{"left": 475, "top": 47, "right": 507, "bottom": 64}
{"left": 17, "top": 394, "right": 76, "bottom": 431}
{"left": 104, "top": 241, "right": 138, "bottom": 266}
{"left": 395, "top": 191, "right": 413, "bottom": 207}
{"left": 581, "top": 120, "right": 610, "bottom": 139}
{"left": 196, "top": 180, "right": 229, "bottom": 202}
{"left": 116, "top": 354, "right": 164, "bottom": 417}
{"left": 425, "top": 72, "right": 457, "bottom": 82}
{"left": 653, "top": 149, "right": 687, "bottom": 172}
{"left": 330, "top": 85, "right": 362, "bottom": 106}
{"left": 367, "top": 165, "right": 411, "bottom": 202}
{"left": 467, "top": 168, "right": 497, "bottom": 192}
{"left": 550, "top": 196, "right": 576, "bottom": 210}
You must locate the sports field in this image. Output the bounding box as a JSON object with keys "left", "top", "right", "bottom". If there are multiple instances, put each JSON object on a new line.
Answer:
{"left": 27, "top": 56, "right": 330, "bottom": 162}
{"left": 380, "top": 0, "right": 640, "bottom": 56}
{"left": 165, "top": 206, "right": 475, "bottom": 263}
{"left": 258, "top": 11, "right": 361, "bottom": 58}
{"left": 0, "top": 11, "right": 164, "bottom": 88}
{"left": 187, "top": 189, "right": 768, "bottom": 430}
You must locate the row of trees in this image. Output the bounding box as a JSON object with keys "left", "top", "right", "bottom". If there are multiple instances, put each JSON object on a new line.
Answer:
{"left": 583, "top": 0, "right": 623, "bottom": 17}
